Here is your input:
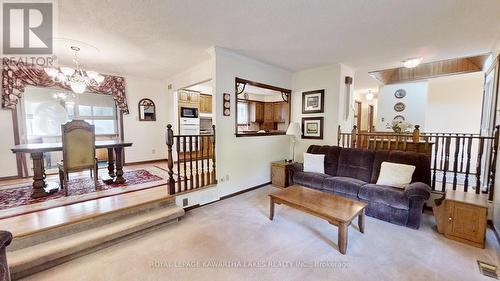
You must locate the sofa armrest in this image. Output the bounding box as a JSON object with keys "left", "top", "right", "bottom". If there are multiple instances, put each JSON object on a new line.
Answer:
{"left": 404, "top": 182, "right": 431, "bottom": 200}
{"left": 0, "top": 231, "right": 12, "bottom": 249}
{"left": 286, "top": 163, "right": 303, "bottom": 185}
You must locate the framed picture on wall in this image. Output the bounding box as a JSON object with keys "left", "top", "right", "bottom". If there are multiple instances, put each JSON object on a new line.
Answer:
{"left": 302, "top": 90, "right": 324, "bottom": 114}
{"left": 302, "top": 117, "right": 324, "bottom": 139}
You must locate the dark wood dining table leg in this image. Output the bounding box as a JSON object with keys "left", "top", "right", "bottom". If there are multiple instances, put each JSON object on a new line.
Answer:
{"left": 107, "top": 147, "right": 115, "bottom": 178}
{"left": 30, "top": 152, "right": 59, "bottom": 198}
{"left": 114, "top": 147, "right": 126, "bottom": 184}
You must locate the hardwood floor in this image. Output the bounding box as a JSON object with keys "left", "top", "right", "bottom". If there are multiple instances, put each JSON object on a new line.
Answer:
{"left": 0, "top": 161, "right": 173, "bottom": 238}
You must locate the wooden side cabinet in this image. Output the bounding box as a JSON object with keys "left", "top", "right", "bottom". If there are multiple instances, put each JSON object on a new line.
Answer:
{"left": 433, "top": 190, "right": 488, "bottom": 248}
{"left": 271, "top": 161, "right": 294, "bottom": 188}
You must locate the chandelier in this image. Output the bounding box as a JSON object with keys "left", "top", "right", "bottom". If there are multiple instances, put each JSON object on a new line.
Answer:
{"left": 44, "top": 46, "right": 105, "bottom": 94}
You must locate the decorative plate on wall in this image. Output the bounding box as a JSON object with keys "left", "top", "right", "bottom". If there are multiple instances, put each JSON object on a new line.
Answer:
{"left": 394, "top": 89, "right": 406, "bottom": 99}
{"left": 223, "top": 93, "right": 231, "bottom": 116}
{"left": 393, "top": 115, "right": 405, "bottom": 122}
{"left": 394, "top": 102, "right": 406, "bottom": 112}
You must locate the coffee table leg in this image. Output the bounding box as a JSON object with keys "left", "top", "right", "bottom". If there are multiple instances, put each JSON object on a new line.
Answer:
{"left": 358, "top": 210, "right": 365, "bottom": 233}
{"left": 269, "top": 198, "right": 275, "bottom": 220}
{"left": 338, "top": 222, "right": 348, "bottom": 255}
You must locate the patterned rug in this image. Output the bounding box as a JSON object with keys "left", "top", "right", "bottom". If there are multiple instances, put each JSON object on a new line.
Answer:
{"left": 0, "top": 169, "right": 164, "bottom": 211}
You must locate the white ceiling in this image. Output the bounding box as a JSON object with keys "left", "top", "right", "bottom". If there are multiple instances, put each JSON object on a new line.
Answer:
{"left": 55, "top": 0, "right": 500, "bottom": 89}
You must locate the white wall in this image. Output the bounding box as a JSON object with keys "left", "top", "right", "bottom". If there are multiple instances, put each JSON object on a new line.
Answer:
{"left": 0, "top": 109, "right": 18, "bottom": 177}
{"left": 425, "top": 72, "right": 483, "bottom": 133}
{"left": 122, "top": 76, "right": 171, "bottom": 163}
{"left": 214, "top": 48, "right": 292, "bottom": 197}
{"left": 290, "top": 64, "right": 342, "bottom": 162}
{"left": 376, "top": 81, "right": 428, "bottom": 131}
{"left": 337, "top": 64, "right": 356, "bottom": 131}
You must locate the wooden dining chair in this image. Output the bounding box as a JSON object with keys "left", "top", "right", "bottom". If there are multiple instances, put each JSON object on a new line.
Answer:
{"left": 58, "top": 120, "right": 98, "bottom": 196}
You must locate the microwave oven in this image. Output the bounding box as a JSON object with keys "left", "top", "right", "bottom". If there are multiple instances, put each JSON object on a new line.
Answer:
{"left": 180, "top": 107, "right": 199, "bottom": 118}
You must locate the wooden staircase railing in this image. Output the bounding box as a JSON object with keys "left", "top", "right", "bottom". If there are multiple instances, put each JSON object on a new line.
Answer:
{"left": 166, "top": 124, "right": 217, "bottom": 195}
{"left": 337, "top": 125, "right": 499, "bottom": 200}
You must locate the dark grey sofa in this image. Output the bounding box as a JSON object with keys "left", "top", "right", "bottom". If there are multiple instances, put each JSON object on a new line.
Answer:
{"left": 0, "top": 231, "right": 12, "bottom": 281}
{"left": 287, "top": 145, "right": 431, "bottom": 229}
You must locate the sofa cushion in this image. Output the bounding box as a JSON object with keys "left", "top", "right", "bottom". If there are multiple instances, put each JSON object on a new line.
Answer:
{"left": 336, "top": 148, "right": 375, "bottom": 182}
{"left": 292, "top": 171, "right": 330, "bottom": 189}
{"left": 371, "top": 150, "right": 431, "bottom": 185}
{"left": 303, "top": 152, "right": 325, "bottom": 173}
{"left": 322, "top": 176, "right": 366, "bottom": 196}
{"left": 376, "top": 162, "right": 416, "bottom": 188}
{"left": 307, "top": 145, "right": 342, "bottom": 176}
{"left": 358, "top": 184, "right": 410, "bottom": 210}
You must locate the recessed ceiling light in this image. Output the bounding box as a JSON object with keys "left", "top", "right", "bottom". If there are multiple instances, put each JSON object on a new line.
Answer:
{"left": 402, "top": 57, "right": 423, "bottom": 68}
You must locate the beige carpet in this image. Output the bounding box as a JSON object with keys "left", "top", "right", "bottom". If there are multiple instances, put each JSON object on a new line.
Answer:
{"left": 21, "top": 185, "right": 500, "bottom": 281}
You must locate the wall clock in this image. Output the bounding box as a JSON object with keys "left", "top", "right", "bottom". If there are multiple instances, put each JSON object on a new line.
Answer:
{"left": 394, "top": 102, "right": 405, "bottom": 112}
{"left": 394, "top": 89, "right": 406, "bottom": 99}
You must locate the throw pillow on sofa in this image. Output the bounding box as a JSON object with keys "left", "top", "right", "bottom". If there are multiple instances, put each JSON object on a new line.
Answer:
{"left": 303, "top": 152, "right": 325, "bottom": 174}
{"left": 376, "top": 161, "right": 416, "bottom": 189}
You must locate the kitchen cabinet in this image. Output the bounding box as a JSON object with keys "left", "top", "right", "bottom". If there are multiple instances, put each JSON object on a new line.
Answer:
{"left": 263, "top": 103, "right": 274, "bottom": 123}
{"left": 249, "top": 101, "right": 264, "bottom": 123}
{"left": 179, "top": 91, "right": 200, "bottom": 105}
{"left": 200, "top": 94, "right": 212, "bottom": 113}
{"left": 273, "top": 102, "right": 288, "bottom": 123}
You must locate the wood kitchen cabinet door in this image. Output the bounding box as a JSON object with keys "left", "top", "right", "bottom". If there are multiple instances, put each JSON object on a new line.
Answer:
{"left": 250, "top": 101, "right": 264, "bottom": 123}
{"left": 179, "top": 91, "right": 189, "bottom": 102}
{"left": 273, "top": 102, "right": 287, "bottom": 123}
{"left": 264, "top": 103, "right": 274, "bottom": 123}
{"left": 200, "top": 94, "right": 212, "bottom": 113}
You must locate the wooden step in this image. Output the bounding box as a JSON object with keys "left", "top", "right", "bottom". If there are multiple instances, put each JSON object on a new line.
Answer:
{"left": 8, "top": 204, "right": 184, "bottom": 280}
{"left": 1, "top": 186, "right": 185, "bottom": 280}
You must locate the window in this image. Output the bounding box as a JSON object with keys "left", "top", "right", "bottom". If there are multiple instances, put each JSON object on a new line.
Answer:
{"left": 237, "top": 101, "right": 249, "bottom": 125}
{"left": 22, "top": 87, "right": 119, "bottom": 141}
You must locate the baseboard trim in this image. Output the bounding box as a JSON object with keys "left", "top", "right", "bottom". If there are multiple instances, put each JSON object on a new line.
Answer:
{"left": 0, "top": 175, "right": 20, "bottom": 181}
{"left": 183, "top": 182, "right": 271, "bottom": 212}
{"left": 124, "top": 159, "right": 167, "bottom": 166}
{"left": 487, "top": 220, "right": 500, "bottom": 246}
{"left": 220, "top": 182, "right": 271, "bottom": 200}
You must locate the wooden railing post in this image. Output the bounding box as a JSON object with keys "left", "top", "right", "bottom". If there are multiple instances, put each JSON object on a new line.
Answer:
{"left": 351, "top": 125, "right": 357, "bottom": 148}
{"left": 489, "top": 125, "right": 499, "bottom": 200}
{"left": 412, "top": 125, "right": 420, "bottom": 143}
{"left": 166, "top": 124, "right": 175, "bottom": 195}
{"left": 337, "top": 125, "right": 341, "bottom": 146}
{"left": 211, "top": 125, "right": 217, "bottom": 184}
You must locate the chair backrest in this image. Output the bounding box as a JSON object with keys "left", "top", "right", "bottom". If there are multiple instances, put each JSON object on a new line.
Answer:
{"left": 61, "top": 120, "right": 96, "bottom": 171}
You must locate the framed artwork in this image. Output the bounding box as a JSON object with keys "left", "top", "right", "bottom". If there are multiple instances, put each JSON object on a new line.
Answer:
{"left": 393, "top": 115, "right": 405, "bottom": 122}
{"left": 223, "top": 93, "right": 231, "bottom": 116}
{"left": 302, "top": 90, "right": 324, "bottom": 114}
{"left": 394, "top": 89, "right": 406, "bottom": 99}
{"left": 394, "top": 102, "right": 406, "bottom": 112}
{"left": 302, "top": 117, "right": 324, "bottom": 139}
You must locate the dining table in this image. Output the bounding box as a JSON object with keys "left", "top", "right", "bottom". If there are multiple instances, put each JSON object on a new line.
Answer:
{"left": 11, "top": 140, "right": 133, "bottom": 198}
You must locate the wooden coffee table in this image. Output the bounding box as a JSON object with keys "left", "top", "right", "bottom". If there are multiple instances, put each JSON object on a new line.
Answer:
{"left": 269, "top": 185, "right": 367, "bottom": 254}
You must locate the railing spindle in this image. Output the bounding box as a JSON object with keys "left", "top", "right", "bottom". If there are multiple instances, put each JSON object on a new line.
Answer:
{"left": 211, "top": 125, "right": 217, "bottom": 184}
{"left": 476, "top": 138, "right": 485, "bottom": 194}
{"left": 442, "top": 137, "right": 451, "bottom": 192}
{"left": 166, "top": 125, "right": 175, "bottom": 195}
{"left": 432, "top": 136, "right": 439, "bottom": 190}
{"left": 464, "top": 136, "right": 472, "bottom": 192}
{"left": 452, "top": 137, "right": 460, "bottom": 189}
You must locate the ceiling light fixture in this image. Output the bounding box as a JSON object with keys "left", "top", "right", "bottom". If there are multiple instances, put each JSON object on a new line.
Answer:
{"left": 366, "top": 90, "right": 374, "bottom": 101}
{"left": 44, "top": 46, "right": 105, "bottom": 94}
{"left": 402, "top": 57, "right": 423, "bottom": 68}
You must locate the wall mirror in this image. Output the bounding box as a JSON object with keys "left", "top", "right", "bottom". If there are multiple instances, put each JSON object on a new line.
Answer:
{"left": 138, "top": 98, "right": 156, "bottom": 121}
{"left": 234, "top": 77, "right": 291, "bottom": 137}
